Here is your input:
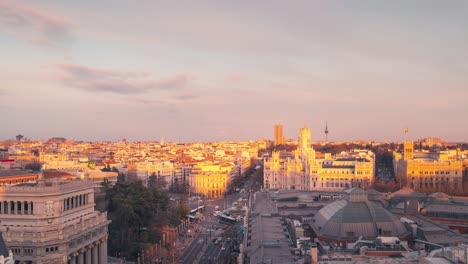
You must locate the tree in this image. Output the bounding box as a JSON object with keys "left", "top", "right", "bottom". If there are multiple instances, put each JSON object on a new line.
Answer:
{"left": 148, "top": 174, "right": 167, "bottom": 189}
{"left": 105, "top": 181, "right": 181, "bottom": 260}
{"left": 169, "top": 178, "right": 189, "bottom": 194}
{"left": 24, "top": 161, "right": 42, "bottom": 171}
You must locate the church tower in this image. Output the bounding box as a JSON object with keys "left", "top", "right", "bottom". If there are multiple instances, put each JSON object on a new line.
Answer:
{"left": 297, "top": 126, "right": 315, "bottom": 163}
{"left": 404, "top": 141, "right": 414, "bottom": 160}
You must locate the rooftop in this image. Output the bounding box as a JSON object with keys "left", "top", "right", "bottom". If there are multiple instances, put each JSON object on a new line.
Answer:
{"left": 312, "top": 189, "right": 410, "bottom": 241}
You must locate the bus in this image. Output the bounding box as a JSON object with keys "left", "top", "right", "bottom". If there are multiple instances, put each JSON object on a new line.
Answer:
{"left": 189, "top": 205, "right": 206, "bottom": 216}
{"left": 219, "top": 213, "right": 237, "bottom": 225}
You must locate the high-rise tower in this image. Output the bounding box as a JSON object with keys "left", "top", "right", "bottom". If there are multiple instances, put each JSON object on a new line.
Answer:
{"left": 274, "top": 124, "right": 285, "bottom": 145}
{"left": 324, "top": 122, "right": 329, "bottom": 142}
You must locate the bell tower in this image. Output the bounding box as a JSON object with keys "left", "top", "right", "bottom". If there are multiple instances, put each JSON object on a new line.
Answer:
{"left": 404, "top": 141, "right": 414, "bottom": 160}
{"left": 403, "top": 128, "right": 413, "bottom": 160}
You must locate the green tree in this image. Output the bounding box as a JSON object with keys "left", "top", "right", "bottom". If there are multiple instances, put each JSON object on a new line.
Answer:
{"left": 105, "top": 181, "right": 183, "bottom": 260}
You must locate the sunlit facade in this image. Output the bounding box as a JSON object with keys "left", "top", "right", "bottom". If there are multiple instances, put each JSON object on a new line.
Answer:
{"left": 394, "top": 142, "right": 464, "bottom": 194}
{"left": 264, "top": 126, "right": 375, "bottom": 191}
{"left": 0, "top": 173, "right": 110, "bottom": 263}
{"left": 274, "top": 124, "right": 285, "bottom": 146}
{"left": 188, "top": 161, "right": 231, "bottom": 197}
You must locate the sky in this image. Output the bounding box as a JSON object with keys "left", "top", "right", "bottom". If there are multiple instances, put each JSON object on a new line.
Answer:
{"left": 0, "top": 0, "right": 467, "bottom": 142}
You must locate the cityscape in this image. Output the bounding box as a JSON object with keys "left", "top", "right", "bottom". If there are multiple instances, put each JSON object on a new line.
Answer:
{"left": 1, "top": 1, "right": 468, "bottom": 264}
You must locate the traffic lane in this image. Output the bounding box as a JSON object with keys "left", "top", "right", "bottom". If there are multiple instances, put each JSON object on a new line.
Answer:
{"left": 210, "top": 241, "right": 223, "bottom": 261}
{"left": 178, "top": 236, "right": 205, "bottom": 264}
{"left": 199, "top": 243, "right": 215, "bottom": 264}
{"left": 178, "top": 233, "right": 199, "bottom": 263}
{"left": 217, "top": 241, "right": 232, "bottom": 262}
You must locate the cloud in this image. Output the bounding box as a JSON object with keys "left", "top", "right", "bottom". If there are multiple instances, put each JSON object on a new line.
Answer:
{"left": 0, "top": 0, "right": 73, "bottom": 49}
{"left": 226, "top": 73, "right": 246, "bottom": 81}
{"left": 58, "top": 63, "right": 191, "bottom": 94}
{"left": 174, "top": 93, "right": 198, "bottom": 101}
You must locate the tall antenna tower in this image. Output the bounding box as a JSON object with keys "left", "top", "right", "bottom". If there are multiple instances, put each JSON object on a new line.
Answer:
{"left": 324, "top": 121, "right": 329, "bottom": 142}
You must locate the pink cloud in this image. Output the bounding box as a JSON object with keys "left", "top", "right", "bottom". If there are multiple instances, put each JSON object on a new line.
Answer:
{"left": 57, "top": 63, "right": 193, "bottom": 94}
{"left": 0, "top": 0, "right": 73, "bottom": 49}
{"left": 226, "top": 73, "right": 246, "bottom": 81}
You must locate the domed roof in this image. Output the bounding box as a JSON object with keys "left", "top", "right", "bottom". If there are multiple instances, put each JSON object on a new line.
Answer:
{"left": 311, "top": 188, "right": 409, "bottom": 241}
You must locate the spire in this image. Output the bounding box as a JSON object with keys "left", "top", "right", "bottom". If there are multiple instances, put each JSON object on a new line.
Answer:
{"left": 324, "top": 121, "right": 329, "bottom": 142}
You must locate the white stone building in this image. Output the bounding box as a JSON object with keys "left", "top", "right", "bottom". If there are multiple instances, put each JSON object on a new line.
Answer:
{"left": 0, "top": 173, "right": 110, "bottom": 264}
{"left": 264, "top": 127, "right": 375, "bottom": 191}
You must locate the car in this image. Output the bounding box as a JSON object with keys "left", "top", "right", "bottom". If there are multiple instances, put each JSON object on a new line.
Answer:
{"left": 235, "top": 188, "right": 240, "bottom": 192}
{"left": 221, "top": 246, "right": 226, "bottom": 251}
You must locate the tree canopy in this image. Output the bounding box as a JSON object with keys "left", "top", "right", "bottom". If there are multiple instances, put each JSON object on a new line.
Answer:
{"left": 105, "top": 181, "right": 186, "bottom": 260}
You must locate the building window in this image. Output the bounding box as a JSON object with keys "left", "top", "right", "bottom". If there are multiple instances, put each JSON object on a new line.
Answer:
{"left": 24, "top": 248, "right": 33, "bottom": 255}
{"left": 45, "top": 246, "right": 59, "bottom": 253}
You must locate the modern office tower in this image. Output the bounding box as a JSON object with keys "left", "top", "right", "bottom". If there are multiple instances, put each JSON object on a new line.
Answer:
{"left": 274, "top": 124, "right": 285, "bottom": 146}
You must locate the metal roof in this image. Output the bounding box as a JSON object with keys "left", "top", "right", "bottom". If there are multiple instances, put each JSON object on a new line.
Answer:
{"left": 312, "top": 192, "right": 409, "bottom": 240}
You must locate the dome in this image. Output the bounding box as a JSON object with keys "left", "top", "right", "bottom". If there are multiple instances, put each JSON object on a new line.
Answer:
{"left": 311, "top": 188, "right": 409, "bottom": 242}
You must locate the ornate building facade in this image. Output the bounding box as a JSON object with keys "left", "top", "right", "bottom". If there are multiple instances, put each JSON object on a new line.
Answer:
{"left": 264, "top": 127, "right": 375, "bottom": 191}
{"left": 393, "top": 141, "right": 464, "bottom": 194}
{"left": 0, "top": 173, "right": 110, "bottom": 264}
{"left": 188, "top": 161, "right": 231, "bottom": 197}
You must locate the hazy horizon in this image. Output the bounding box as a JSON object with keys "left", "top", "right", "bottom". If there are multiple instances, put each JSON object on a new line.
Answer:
{"left": 1, "top": 1, "right": 467, "bottom": 142}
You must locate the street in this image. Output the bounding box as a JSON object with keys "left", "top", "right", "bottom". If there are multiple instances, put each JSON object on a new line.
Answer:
{"left": 177, "top": 163, "right": 262, "bottom": 264}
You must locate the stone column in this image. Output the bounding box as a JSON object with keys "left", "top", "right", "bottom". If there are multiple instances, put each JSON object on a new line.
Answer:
{"left": 78, "top": 251, "right": 84, "bottom": 264}
{"left": 70, "top": 252, "right": 78, "bottom": 264}
{"left": 93, "top": 243, "right": 99, "bottom": 264}
{"left": 78, "top": 248, "right": 86, "bottom": 264}
{"left": 100, "top": 238, "right": 107, "bottom": 264}
{"left": 86, "top": 246, "right": 92, "bottom": 264}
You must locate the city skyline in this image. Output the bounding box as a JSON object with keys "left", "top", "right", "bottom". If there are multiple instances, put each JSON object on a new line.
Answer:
{"left": 1, "top": 0, "right": 468, "bottom": 142}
